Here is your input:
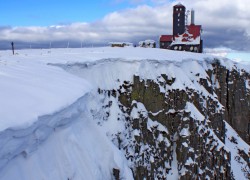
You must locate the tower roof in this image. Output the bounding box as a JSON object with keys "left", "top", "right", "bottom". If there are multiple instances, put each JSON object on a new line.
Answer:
{"left": 174, "top": 3, "right": 185, "bottom": 7}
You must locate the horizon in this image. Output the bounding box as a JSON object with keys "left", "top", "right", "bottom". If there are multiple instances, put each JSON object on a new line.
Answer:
{"left": 0, "top": 0, "right": 250, "bottom": 51}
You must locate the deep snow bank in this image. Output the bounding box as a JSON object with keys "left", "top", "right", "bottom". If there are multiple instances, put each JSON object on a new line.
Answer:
{"left": 0, "top": 57, "right": 91, "bottom": 131}
{"left": 0, "top": 94, "right": 133, "bottom": 180}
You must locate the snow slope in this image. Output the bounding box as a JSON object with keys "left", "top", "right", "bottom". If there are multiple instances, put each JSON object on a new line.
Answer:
{"left": 0, "top": 47, "right": 249, "bottom": 179}
{"left": 0, "top": 95, "right": 132, "bottom": 180}
{"left": 0, "top": 55, "right": 91, "bottom": 131}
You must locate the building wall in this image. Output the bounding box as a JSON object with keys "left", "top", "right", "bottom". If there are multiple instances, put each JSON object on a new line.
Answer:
{"left": 160, "top": 41, "right": 172, "bottom": 49}
{"left": 173, "top": 5, "right": 186, "bottom": 36}
{"left": 170, "top": 44, "right": 202, "bottom": 53}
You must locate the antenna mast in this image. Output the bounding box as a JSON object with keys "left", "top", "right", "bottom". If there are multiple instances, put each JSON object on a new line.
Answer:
{"left": 185, "top": 10, "right": 190, "bottom": 32}
{"left": 185, "top": 10, "right": 190, "bottom": 27}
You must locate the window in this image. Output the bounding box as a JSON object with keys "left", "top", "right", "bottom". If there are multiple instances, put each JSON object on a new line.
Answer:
{"left": 178, "top": 19, "right": 180, "bottom": 22}
{"left": 178, "top": 13, "right": 180, "bottom": 17}
{"left": 162, "top": 43, "right": 165, "bottom": 46}
{"left": 180, "top": 8, "right": 182, "bottom": 11}
{"left": 178, "top": 23, "right": 180, "bottom": 26}
{"left": 176, "top": 8, "right": 179, "bottom": 11}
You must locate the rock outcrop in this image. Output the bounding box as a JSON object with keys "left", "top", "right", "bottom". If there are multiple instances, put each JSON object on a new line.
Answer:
{"left": 210, "top": 61, "right": 250, "bottom": 143}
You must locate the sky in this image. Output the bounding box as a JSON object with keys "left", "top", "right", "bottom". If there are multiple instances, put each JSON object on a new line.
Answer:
{"left": 1, "top": 0, "right": 144, "bottom": 26}
{"left": 0, "top": 0, "right": 250, "bottom": 51}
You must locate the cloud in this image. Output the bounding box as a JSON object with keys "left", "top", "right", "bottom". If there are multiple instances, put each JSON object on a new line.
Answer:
{"left": 0, "top": 4, "right": 172, "bottom": 49}
{"left": 0, "top": 0, "right": 250, "bottom": 50}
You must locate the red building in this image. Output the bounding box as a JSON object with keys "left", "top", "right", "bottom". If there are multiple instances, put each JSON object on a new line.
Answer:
{"left": 160, "top": 3, "right": 203, "bottom": 53}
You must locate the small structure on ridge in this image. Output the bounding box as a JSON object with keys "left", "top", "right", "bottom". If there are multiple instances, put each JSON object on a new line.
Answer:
{"left": 109, "top": 42, "right": 134, "bottom": 47}
{"left": 139, "top": 40, "right": 156, "bottom": 48}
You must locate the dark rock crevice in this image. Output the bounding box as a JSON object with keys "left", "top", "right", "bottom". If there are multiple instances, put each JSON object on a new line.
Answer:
{"left": 210, "top": 62, "right": 250, "bottom": 144}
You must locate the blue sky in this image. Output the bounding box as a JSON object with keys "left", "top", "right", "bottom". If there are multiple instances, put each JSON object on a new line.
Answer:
{"left": 0, "top": 0, "right": 155, "bottom": 26}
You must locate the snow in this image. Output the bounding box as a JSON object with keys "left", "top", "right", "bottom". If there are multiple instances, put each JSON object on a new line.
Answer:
{"left": 133, "top": 129, "right": 141, "bottom": 136}
{"left": 185, "top": 157, "right": 194, "bottom": 166}
{"left": 246, "top": 80, "right": 250, "bottom": 89}
{"left": 138, "top": 40, "right": 156, "bottom": 48}
{"left": 166, "top": 142, "right": 179, "bottom": 179}
{"left": 225, "top": 123, "right": 250, "bottom": 176}
{"left": 0, "top": 102, "right": 133, "bottom": 179}
{"left": 182, "top": 142, "right": 188, "bottom": 147}
{"left": 147, "top": 119, "right": 169, "bottom": 134}
{"left": 171, "top": 35, "right": 201, "bottom": 45}
{"left": 226, "top": 52, "right": 250, "bottom": 63}
{"left": 131, "top": 101, "right": 148, "bottom": 119}
{"left": 149, "top": 109, "right": 164, "bottom": 116}
{"left": 185, "top": 102, "right": 205, "bottom": 121}
{"left": 180, "top": 128, "right": 190, "bottom": 137}
{"left": 0, "top": 47, "right": 213, "bottom": 131}
{"left": 206, "top": 50, "right": 250, "bottom": 69}
{"left": 1, "top": 47, "right": 212, "bottom": 64}
{"left": 0, "top": 47, "right": 249, "bottom": 179}
{"left": 0, "top": 56, "right": 91, "bottom": 132}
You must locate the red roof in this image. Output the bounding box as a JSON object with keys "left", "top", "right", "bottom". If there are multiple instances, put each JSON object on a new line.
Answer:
{"left": 183, "top": 33, "right": 189, "bottom": 37}
{"left": 160, "top": 35, "right": 173, "bottom": 42}
{"left": 160, "top": 26, "right": 201, "bottom": 44}
{"left": 186, "top": 25, "right": 201, "bottom": 39}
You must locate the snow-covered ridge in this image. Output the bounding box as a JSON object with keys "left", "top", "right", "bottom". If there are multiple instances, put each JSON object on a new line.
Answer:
{"left": 0, "top": 47, "right": 249, "bottom": 179}
{"left": 53, "top": 58, "right": 221, "bottom": 104}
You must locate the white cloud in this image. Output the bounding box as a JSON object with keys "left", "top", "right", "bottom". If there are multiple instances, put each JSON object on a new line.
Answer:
{"left": 0, "top": 0, "right": 250, "bottom": 50}
{"left": 0, "top": 4, "right": 172, "bottom": 45}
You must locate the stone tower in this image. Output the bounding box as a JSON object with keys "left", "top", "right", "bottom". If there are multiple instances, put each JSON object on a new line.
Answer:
{"left": 173, "top": 3, "right": 186, "bottom": 36}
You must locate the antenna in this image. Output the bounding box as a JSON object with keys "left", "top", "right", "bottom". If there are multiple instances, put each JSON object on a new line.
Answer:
{"left": 191, "top": 9, "right": 195, "bottom": 25}
{"left": 185, "top": 10, "right": 190, "bottom": 26}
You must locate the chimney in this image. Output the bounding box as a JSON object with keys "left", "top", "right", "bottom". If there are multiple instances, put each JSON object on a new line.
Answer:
{"left": 191, "top": 9, "right": 195, "bottom": 25}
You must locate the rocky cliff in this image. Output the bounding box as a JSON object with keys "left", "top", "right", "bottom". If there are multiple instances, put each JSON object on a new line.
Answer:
{"left": 61, "top": 58, "right": 250, "bottom": 179}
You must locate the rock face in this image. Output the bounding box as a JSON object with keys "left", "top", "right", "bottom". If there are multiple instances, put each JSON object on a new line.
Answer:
{"left": 210, "top": 62, "right": 250, "bottom": 143}
{"left": 62, "top": 59, "right": 250, "bottom": 179}
{"left": 116, "top": 76, "right": 232, "bottom": 179}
